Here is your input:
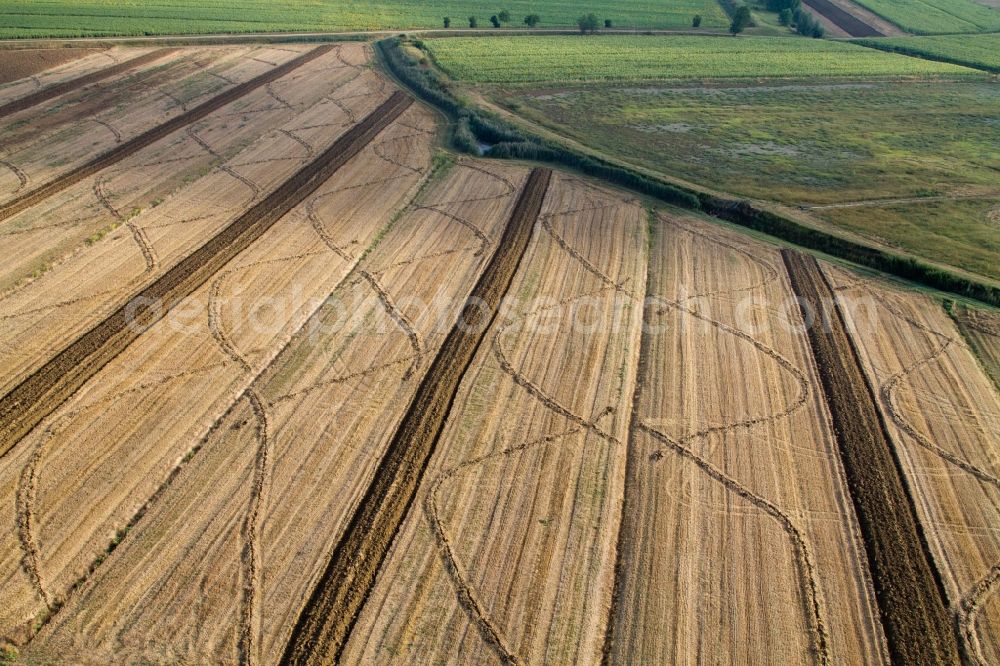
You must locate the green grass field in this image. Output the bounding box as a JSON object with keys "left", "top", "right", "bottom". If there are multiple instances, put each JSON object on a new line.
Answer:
{"left": 852, "top": 0, "right": 1000, "bottom": 34}
{"left": 426, "top": 35, "right": 977, "bottom": 82}
{"left": 488, "top": 80, "right": 1000, "bottom": 279}
{"left": 817, "top": 199, "right": 1000, "bottom": 280}
{"left": 856, "top": 34, "right": 1000, "bottom": 73}
{"left": 0, "top": 0, "right": 728, "bottom": 38}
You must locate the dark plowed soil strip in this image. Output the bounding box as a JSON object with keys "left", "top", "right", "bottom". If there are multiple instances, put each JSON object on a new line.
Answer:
{"left": 0, "top": 48, "right": 178, "bottom": 119}
{"left": 782, "top": 250, "right": 959, "bottom": 666}
{"left": 803, "top": 0, "right": 884, "bottom": 36}
{"left": 0, "top": 45, "right": 333, "bottom": 222}
{"left": 0, "top": 90, "right": 413, "bottom": 456}
{"left": 280, "top": 167, "right": 552, "bottom": 666}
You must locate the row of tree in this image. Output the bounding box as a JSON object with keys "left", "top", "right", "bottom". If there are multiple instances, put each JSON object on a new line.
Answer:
{"left": 728, "top": 0, "right": 823, "bottom": 36}
{"left": 442, "top": 11, "right": 623, "bottom": 32}
{"left": 443, "top": 10, "right": 540, "bottom": 28}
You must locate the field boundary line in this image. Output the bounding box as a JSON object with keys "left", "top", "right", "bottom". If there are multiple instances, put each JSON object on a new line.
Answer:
{"left": 0, "top": 90, "right": 414, "bottom": 457}
{"left": 279, "top": 167, "right": 551, "bottom": 666}
{"left": 0, "top": 44, "right": 336, "bottom": 223}
{"left": 0, "top": 48, "right": 178, "bottom": 119}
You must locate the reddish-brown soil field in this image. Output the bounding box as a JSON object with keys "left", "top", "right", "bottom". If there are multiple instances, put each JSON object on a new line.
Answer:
{"left": 0, "top": 48, "right": 104, "bottom": 85}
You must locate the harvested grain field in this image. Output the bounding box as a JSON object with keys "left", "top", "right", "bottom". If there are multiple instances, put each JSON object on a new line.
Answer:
{"left": 606, "top": 214, "right": 887, "bottom": 665}
{"left": 0, "top": 36, "right": 999, "bottom": 666}
{"left": 827, "top": 267, "right": 1000, "bottom": 666}
{"left": 342, "top": 173, "right": 649, "bottom": 664}
{"left": 17, "top": 157, "right": 528, "bottom": 664}
{"left": 0, "top": 47, "right": 159, "bottom": 105}
{"left": 951, "top": 304, "right": 1000, "bottom": 392}
{"left": 0, "top": 43, "right": 393, "bottom": 395}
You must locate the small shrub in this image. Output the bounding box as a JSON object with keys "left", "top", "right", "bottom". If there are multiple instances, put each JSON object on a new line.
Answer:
{"left": 524, "top": 14, "right": 541, "bottom": 27}
{"left": 468, "top": 16, "right": 477, "bottom": 28}
{"left": 692, "top": 14, "right": 702, "bottom": 27}
{"left": 443, "top": 16, "right": 450, "bottom": 28}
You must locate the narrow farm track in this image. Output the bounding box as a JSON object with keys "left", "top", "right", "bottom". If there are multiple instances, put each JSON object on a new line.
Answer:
{"left": 0, "top": 160, "right": 27, "bottom": 193}
{"left": 0, "top": 48, "right": 177, "bottom": 119}
{"left": 783, "top": 251, "right": 960, "bottom": 665}
{"left": 280, "top": 168, "right": 551, "bottom": 666}
{"left": 0, "top": 91, "right": 413, "bottom": 456}
{"left": 0, "top": 44, "right": 335, "bottom": 223}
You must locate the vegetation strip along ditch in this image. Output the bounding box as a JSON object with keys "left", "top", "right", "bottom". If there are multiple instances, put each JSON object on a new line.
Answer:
{"left": 782, "top": 249, "right": 960, "bottom": 666}
{"left": 378, "top": 36, "right": 1000, "bottom": 308}
{"left": 0, "top": 44, "right": 335, "bottom": 222}
{"left": 279, "top": 167, "right": 552, "bottom": 666}
{"left": 0, "top": 90, "right": 414, "bottom": 456}
{"left": 0, "top": 48, "right": 179, "bottom": 119}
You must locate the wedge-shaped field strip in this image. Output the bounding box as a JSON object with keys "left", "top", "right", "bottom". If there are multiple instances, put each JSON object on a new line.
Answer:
{"left": 0, "top": 44, "right": 336, "bottom": 224}
{"left": 605, "top": 214, "right": 887, "bottom": 665}
{"left": 827, "top": 266, "right": 1000, "bottom": 666}
{"left": 340, "top": 173, "right": 648, "bottom": 665}
{"left": 0, "top": 48, "right": 179, "bottom": 120}
{"left": 0, "top": 44, "right": 392, "bottom": 394}
{"left": 0, "top": 46, "right": 311, "bottom": 200}
{"left": 14, "top": 158, "right": 528, "bottom": 664}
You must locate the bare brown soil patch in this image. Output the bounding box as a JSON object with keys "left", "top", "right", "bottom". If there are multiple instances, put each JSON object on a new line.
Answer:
{"left": 0, "top": 48, "right": 103, "bottom": 85}
{"left": 783, "top": 250, "right": 959, "bottom": 665}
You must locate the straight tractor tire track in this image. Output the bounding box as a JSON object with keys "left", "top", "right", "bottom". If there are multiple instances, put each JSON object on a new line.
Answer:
{"left": 0, "top": 48, "right": 179, "bottom": 120}
{"left": 0, "top": 90, "right": 414, "bottom": 457}
{"left": 0, "top": 45, "right": 336, "bottom": 224}
{"left": 782, "top": 250, "right": 960, "bottom": 665}
{"left": 279, "top": 167, "right": 552, "bottom": 666}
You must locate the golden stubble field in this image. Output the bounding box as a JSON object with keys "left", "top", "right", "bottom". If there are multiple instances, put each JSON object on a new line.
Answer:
{"left": 0, "top": 42, "right": 997, "bottom": 666}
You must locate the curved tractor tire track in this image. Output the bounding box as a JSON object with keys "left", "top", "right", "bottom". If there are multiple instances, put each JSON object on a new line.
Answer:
{"left": 0, "top": 48, "right": 178, "bottom": 120}
{"left": 0, "top": 91, "right": 414, "bottom": 458}
{"left": 605, "top": 221, "right": 827, "bottom": 665}
{"left": 279, "top": 168, "right": 551, "bottom": 666}
{"left": 836, "top": 276, "right": 1000, "bottom": 663}
{"left": 425, "top": 428, "right": 584, "bottom": 666}
{"left": 0, "top": 45, "right": 336, "bottom": 224}
{"left": 783, "top": 250, "right": 960, "bottom": 665}
{"left": 430, "top": 186, "right": 640, "bottom": 663}
{"left": 0, "top": 160, "right": 28, "bottom": 194}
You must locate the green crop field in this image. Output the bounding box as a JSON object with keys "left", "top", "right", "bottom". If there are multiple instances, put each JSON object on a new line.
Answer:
{"left": 425, "top": 35, "right": 977, "bottom": 82}
{"left": 857, "top": 34, "right": 1000, "bottom": 72}
{"left": 485, "top": 80, "right": 1000, "bottom": 279}
{"left": 852, "top": 0, "right": 1000, "bottom": 34}
{"left": 0, "top": 0, "right": 728, "bottom": 38}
